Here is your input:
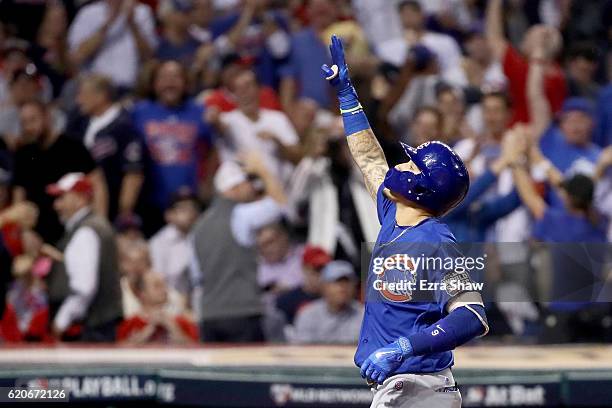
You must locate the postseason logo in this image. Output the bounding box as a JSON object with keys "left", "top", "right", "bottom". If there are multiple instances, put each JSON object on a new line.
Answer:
{"left": 372, "top": 254, "right": 485, "bottom": 302}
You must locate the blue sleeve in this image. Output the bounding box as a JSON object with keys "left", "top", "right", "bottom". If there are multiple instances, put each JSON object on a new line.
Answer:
{"left": 197, "top": 105, "right": 214, "bottom": 144}
{"left": 407, "top": 304, "right": 488, "bottom": 356}
{"left": 376, "top": 183, "right": 394, "bottom": 225}
{"left": 539, "top": 124, "right": 559, "bottom": 158}
{"left": 594, "top": 85, "right": 612, "bottom": 148}
{"left": 473, "top": 190, "right": 521, "bottom": 227}
{"left": 426, "top": 242, "right": 476, "bottom": 312}
{"left": 446, "top": 168, "right": 497, "bottom": 219}
{"left": 279, "top": 35, "right": 299, "bottom": 79}
{"left": 532, "top": 207, "right": 559, "bottom": 240}
{"left": 211, "top": 14, "right": 239, "bottom": 38}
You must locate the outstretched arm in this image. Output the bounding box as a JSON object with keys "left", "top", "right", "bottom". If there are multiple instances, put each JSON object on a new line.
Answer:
{"left": 322, "top": 35, "right": 388, "bottom": 199}
{"left": 527, "top": 43, "right": 552, "bottom": 139}
{"left": 485, "top": 0, "right": 508, "bottom": 61}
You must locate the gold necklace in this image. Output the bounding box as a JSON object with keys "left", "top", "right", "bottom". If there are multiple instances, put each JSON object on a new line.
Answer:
{"left": 378, "top": 225, "right": 411, "bottom": 248}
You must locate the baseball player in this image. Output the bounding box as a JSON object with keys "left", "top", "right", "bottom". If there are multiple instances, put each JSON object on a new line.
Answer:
{"left": 322, "top": 35, "right": 488, "bottom": 408}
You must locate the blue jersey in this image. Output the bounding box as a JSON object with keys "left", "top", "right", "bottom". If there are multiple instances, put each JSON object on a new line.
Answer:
{"left": 355, "top": 185, "right": 464, "bottom": 374}
{"left": 132, "top": 99, "right": 213, "bottom": 209}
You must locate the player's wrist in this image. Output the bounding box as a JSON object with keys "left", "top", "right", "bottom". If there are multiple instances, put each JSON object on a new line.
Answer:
{"left": 397, "top": 336, "right": 414, "bottom": 358}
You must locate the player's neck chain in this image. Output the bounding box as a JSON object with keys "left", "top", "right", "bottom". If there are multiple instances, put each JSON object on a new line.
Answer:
{"left": 378, "top": 225, "right": 411, "bottom": 248}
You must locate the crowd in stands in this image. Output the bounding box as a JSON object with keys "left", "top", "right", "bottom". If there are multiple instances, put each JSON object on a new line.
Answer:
{"left": 0, "top": 0, "right": 611, "bottom": 345}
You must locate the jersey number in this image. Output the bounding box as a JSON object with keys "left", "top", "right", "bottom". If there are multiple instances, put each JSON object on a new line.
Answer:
{"left": 431, "top": 325, "right": 446, "bottom": 336}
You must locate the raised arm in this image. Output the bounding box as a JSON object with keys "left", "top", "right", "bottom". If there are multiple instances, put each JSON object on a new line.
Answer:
{"left": 485, "top": 0, "right": 508, "bottom": 61}
{"left": 322, "top": 35, "right": 388, "bottom": 199}
{"left": 527, "top": 42, "right": 552, "bottom": 139}
{"left": 507, "top": 127, "right": 548, "bottom": 220}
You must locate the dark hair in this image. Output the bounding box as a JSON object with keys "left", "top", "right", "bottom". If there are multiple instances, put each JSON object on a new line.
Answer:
{"left": 10, "top": 64, "right": 39, "bottom": 85}
{"left": 167, "top": 186, "right": 200, "bottom": 210}
{"left": 482, "top": 91, "right": 512, "bottom": 108}
{"left": 566, "top": 42, "right": 599, "bottom": 63}
{"left": 148, "top": 59, "right": 190, "bottom": 102}
{"left": 414, "top": 105, "right": 443, "bottom": 128}
{"left": 435, "top": 82, "right": 464, "bottom": 102}
{"left": 398, "top": 0, "right": 422, "bottom": 12}
{"left": 562, "top": 174, "right": 594, "bottom": 211}
{"left": 20, "top": 98, "right": 48, "bottom": 114}
{"left": 80, "top": 73, "right": 117, "bottom": 102}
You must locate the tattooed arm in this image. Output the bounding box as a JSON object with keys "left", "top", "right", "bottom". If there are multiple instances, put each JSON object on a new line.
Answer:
{"left": 322, "top": 35, "right": 389, "bottom": 201}
{"left": 347, "top": 130, "right": 389, "bottom": 199}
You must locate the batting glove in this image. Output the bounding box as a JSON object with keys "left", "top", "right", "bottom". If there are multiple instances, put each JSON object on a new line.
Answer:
{"left": 321, "top": 35, "right": 356, "bottom": 100}
{"left": 360, "top": 337, "right": 413, "bottom": 385}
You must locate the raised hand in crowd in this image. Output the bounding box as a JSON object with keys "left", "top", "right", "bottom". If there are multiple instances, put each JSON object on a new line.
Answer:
{"left": 0, "top": 201, "right": 39, "bottom": 229}
{"left": 595, "top": 146, "right": 612, "bottom": 181}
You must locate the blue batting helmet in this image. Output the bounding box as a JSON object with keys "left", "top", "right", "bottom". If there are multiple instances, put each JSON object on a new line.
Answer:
{"left": 383, "top": 141, "right": 469, "bottom": 216}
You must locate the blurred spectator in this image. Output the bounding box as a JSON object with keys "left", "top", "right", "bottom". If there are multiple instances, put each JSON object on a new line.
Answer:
{"left": 444, "top": 131, "right": 522, "bottom": 243}
{"left": 408, "top": 106, "right": 443, "bottom": 146}
{"left": 256, "top": 222, "right": 303, "bottom": 293}
{"left": 189, "top": 0, "right": 215, "bottom": 44}
{"left": 486, "top": 0, "right": 566, "bottom": 124}
{"left": 118, "top": 239, "right": 156, "bottom": 318}
{"left": 0, "top": 201, "right": 39, "bottom": 322}
{"left": 203, "top": 55, "right": 282, "bottom": 113}
{"left": 565, "top": 42, "right": 601, "bottom": 101}
{"left": 191, "top": 157, "right": 286, "bottom": 342}
{"left": 377, "top": 45, "right": 440, "bottom": 136}
{"left": 132, "top": 60, "right": 214, "bottom": 235}
{"left": 0, "top": 64, "right": 63, "bottom": 147}
{"left": 527, "top": 46, "right": 601, "bottom": 182}
{"left": 350, "top": 0, "right": 403, "bottom": 50}
{"left": 0, "top": 138, "right": 12, "bottom": 209}
{"left": 455, "top": 92, "right": 512, "bottom": 177}
{"left": 115, "top": 214, "right": 145, "bottom": 244}
{"left": 156, "top": 0, "right": 202, "bottom": 66}
{"left": 288, "top": 135, "right": 378, "bottom": 265}
{"left": 215, "top": 68, "right": 301, "bottom": 181}
{"left": 594, "top": 146, "right": 612, "bottom": 241}
{"left": 68, "top": 74, "right": 144, "bottom": 221}
{"left": 0, "top": 39, "right": 40, "bottom": 107}
{"left": 509, "top": 127, "right": 608, "bottom": 342}
{"left": 275, "top": 245, "right": 330, "bottom": 324}
{"left": 289, "top": 260, "right": 363, "bottom": 344}
{"left": 594, "top": 84, "right": 612, "bottom": 148}
{"left": 149, "top": 188, "right": 200, "bottom": 295}
{"left": 46, "top": 173, "right": 122, "bottom": 342}
{"left": 68, "top": 0, "right": 157, "bottom": 91}
{"left": 117, "top": 271, "right": 198, "bottom": 344}
{"left": 538, "top": 98, "right": 601, "bottom": 177}
{"left": 210, "top": 0, "right": 291, "bottom": 88}
{"left": 377, "top": 1, "right": 462, "bottom": 76}
{"left": 31, "top": 2, "right": 71, "bottom": 98}
{"left": 280, "top": 0, "right": 338, "bottom": 110}
{"left": 443, "top": 29, "right": 507, "bottom": 96}
{"left": 435, "top": 86, "right": 466, "bottom": 146}
{"left": 12, "top": 101, "right": 107, "bottom": 244}
{"left": 0, "top": 238, "right": 50, "bottom": 343}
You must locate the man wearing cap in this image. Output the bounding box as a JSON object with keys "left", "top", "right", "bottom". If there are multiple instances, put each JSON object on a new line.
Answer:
{"left": 46, "top": 173, "right": 122, "bottom": 341}
{"left": 528, "top": 44, "right": 601, "bottom": 179}
{"left": 508, "top": 126, "right": 608, "bottom": 342}
{"left": 190, "top": 154, "right": 286, "bottom": 342}
{"left": 290, "top": 260, "right": 363, "bottom": 344}
{"left": 275, "top": 245, "right": 331, "bottom": 324}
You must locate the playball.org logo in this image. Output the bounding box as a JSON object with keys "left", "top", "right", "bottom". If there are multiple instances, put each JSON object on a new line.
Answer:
{"left": 371, "top": 254, "right": 485, "bottom": 302}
